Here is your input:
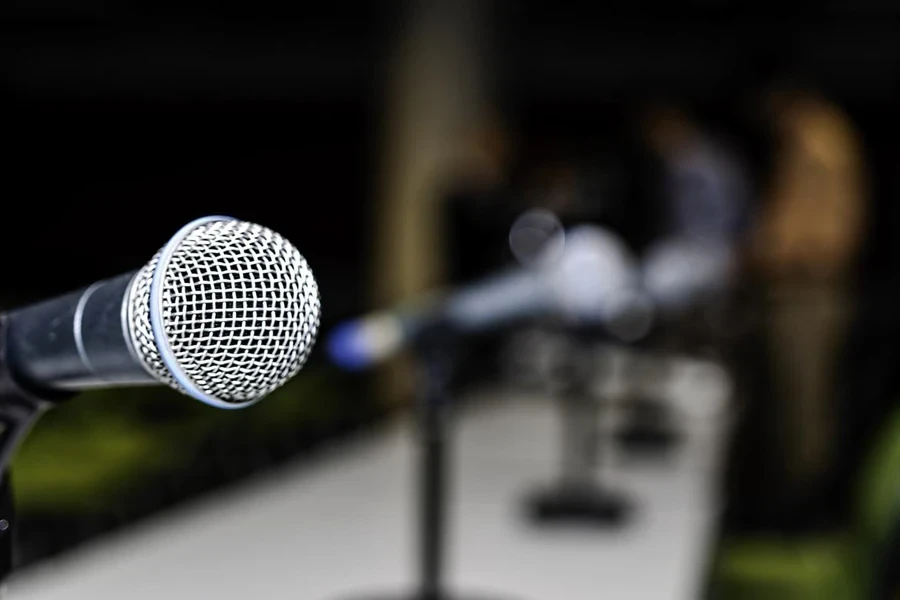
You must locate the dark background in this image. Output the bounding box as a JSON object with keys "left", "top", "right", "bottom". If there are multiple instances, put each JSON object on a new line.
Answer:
{"left": 5, "top": 1, "right": 900, "bottom": 299}
{"left": 5, "top": 0, "right": 900, "bottom": 572}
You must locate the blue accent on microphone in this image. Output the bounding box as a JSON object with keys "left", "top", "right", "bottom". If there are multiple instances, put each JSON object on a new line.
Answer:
{"left": 150, "top": 215, "right": 256, "bottom": 410}
{"left": 326, "top": 321, "right": 372, "bottom": 371}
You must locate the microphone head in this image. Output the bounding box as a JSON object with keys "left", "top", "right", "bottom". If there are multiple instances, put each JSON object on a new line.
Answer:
{"left": 541, "top": 225, "right": 654, "bottom": 342}
{"left": 127, "top": 216, "right": 321, "bottom": 409}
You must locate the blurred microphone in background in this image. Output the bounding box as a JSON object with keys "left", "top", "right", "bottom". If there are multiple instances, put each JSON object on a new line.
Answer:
{"left": 327, "top": 223, "right": 653, "bottom": 371}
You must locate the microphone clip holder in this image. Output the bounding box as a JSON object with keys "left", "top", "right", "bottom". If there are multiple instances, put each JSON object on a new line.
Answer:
{"left": 0, "top": 315, "right": 73, "bottom": 584}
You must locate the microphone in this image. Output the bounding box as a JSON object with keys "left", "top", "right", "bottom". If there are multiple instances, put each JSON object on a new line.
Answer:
{"left": 327, "top": 225, "right": 652, "bottom": 370}
{"left": 3, "top": 216, "right": 321, "bottom": 410}
{"left": 641, "top": 235, "right": 734, "bottom": 315}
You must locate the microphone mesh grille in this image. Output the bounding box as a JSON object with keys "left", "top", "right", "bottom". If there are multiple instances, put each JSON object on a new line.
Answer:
{"left": 128, "top": 219, "right": 320, "bottom": 405}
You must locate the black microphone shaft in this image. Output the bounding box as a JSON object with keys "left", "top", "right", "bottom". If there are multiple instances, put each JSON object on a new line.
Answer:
{"left": 5, "top": 271, "right": 155, "bottom": 393}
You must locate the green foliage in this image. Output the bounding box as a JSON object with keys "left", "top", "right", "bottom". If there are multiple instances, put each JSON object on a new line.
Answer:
{"left": 855, "top": 410, "right": 900, "bottom": 549}
{"left": 10, "top": 367, "right": 355, "bottom": 515}
{"left": 712, "top": 537, "right": 859, "bottom": 600}
{"left": 712, "top": 409, "right": 900, "bottom": 599}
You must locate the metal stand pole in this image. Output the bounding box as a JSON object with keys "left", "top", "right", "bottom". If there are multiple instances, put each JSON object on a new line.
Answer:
{"left": 414, "top": 331, "right": 454, "bottom": 600}
{"left": 340, "top": 324, "right": 519, "bottom": 600}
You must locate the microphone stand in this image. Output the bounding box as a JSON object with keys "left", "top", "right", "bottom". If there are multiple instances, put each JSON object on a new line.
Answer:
{"left": 614, "top": 353, "right": 681, "bottom": 459}
{"left": 616, "top": 311, "right": 713, "bottom": 459}
{"left": 412, "top": 323, "right": 455, "bottom": 600}
{"left": 343, "top": 322, "right": 516, "bottom": 600}
{"left": 0, "top": 316, "right": 71, "bottom": 587}
{"left": 526, "top": 327, "right": 632, "bottom": 527}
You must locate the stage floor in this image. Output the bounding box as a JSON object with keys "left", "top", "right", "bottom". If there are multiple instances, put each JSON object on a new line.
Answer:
{"left": 7, "top": 389, "right": 726, "bottom": 600}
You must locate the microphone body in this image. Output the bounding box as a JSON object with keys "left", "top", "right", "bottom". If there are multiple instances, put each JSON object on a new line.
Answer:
{"left": 6, "top": 271, "right": 152, "bottom": 392}
{"left": 1, "top": 216, "right": 321, "bottom": 409}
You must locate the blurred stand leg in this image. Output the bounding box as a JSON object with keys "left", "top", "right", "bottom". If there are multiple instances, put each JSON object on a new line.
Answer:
{"left": 615, "top": 295, "right": 738, "bottom": 462}
{"left": 527, "top": 331, "right": 632, "bottom": 527}
{"left": 615, "top": 349, "right": 682, "bottom": 460}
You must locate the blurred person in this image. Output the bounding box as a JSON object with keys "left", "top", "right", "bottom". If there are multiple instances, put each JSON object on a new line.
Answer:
{"left": 642, "top": 105, "right": 750, "bottom": 243}
{"left": 610, "top": 106, "right": 752, "bottom": 456}
{"left": 752, "top": 91, "right": 868, "bottom": 281}
{"left": 726, "top": 87, "right": 869, "bottom": 532}
{"left": 638, "top": 105, "right": 753, "bottom": 350}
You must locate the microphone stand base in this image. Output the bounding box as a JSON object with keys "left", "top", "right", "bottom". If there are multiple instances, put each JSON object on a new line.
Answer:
{"left": 525, "top": 484, "right": 633, "bottom": 527}
{"left": 615, "top": 396, "right": 682, "bottom": 459}
{"left": 615, "top": 425, "right": 682, "bottom": 458}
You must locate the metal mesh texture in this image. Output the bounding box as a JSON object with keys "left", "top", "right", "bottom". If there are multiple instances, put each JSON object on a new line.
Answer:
{"left": 127, "top": 220, "right": 320, "bottom": 405}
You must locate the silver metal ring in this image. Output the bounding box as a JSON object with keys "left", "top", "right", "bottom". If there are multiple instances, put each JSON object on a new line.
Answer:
{"left": 73, "top": 282, "right": 103, "bottom": 378}
{"left": 149, "top": 215, "right": 251, "bottom": 409}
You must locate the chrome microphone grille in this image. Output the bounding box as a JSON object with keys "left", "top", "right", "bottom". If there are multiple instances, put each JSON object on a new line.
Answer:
{"left": 127, "top": 216, "right": 321, "bottom": 408}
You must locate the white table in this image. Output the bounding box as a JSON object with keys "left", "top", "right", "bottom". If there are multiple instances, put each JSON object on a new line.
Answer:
{"left": 6, "top": 386, "right": 727, "bottom": 600}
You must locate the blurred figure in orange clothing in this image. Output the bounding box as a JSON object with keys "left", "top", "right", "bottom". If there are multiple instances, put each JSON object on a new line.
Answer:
{"left": 728, "top": 86, "right": 870, "bottom": 531}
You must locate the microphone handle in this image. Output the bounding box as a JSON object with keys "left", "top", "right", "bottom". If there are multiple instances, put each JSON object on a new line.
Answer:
{"left": 5, "top": 271, "right": 155, "bottom": 393}
{"left": 443, "top": 269, "right": 548, "bottom": 331}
